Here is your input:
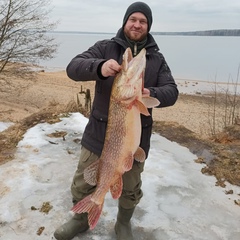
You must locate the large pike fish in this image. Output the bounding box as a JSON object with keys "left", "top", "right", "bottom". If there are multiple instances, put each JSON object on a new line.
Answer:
{"left": 72, "top": 47, "right": 160, "bottom": 229}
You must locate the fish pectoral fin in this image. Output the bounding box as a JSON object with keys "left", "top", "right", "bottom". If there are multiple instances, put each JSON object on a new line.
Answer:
{"left": 134, "top": 147, "right": 146, "bottom": 162}
{"left": 135, "top": 99, "right": 150, "bottom": 116}
{"left": 72, "top": 194, "right": 103, "bottom": 230}
{"left": 142, "top": 96, "right": 160, "bottom": 108}
{"left": 84, "top": 159, "right": 100, "bottom": 186}
{"left": 110, "top": 175, "right": 123, "bottom": 199}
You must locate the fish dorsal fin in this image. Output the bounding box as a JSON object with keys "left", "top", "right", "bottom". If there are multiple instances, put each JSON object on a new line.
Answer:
{"left": 134, "top": 147, "right": 146, "bottom": 162}
{"left": 110, "top": 175, "right": 123, "bottom": 199}
{"left": 142, "top": 96, "right": 160, "bottom": 108}
{"left": 122, "top": 48, "right": 133, "bottom": 71}
{"left": 135, "top": 99, "right": 150, "bottom": 116}
{"left": 83, "top": 159, "right": 100, "bottom": 186}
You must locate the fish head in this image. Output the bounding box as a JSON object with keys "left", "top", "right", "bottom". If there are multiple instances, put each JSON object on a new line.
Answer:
{"left": 113, "top": 48, "right": 146, "bottom": 102}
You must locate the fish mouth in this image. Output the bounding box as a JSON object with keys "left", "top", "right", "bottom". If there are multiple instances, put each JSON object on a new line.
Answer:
{"left": 117, "top": 49, "right": 146, "bottom": 100}
{"left": 114, "top": 48, "right": 146, "bottom": 101}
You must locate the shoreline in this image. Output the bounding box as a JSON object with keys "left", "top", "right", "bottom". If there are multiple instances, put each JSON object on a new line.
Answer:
{"left": 176, "top": 78, "right": 240, "bottom": 95}
{"left": 39, "top": 67, "right": 240, "bottom": 95}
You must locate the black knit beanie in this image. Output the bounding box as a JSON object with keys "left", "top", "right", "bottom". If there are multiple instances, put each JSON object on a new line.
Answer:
{"left": 122, "top": 2, "right": 153, "bottom": 32}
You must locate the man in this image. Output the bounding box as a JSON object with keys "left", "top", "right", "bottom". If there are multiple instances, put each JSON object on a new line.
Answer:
{"left": 54, "top": 2, "right": 178, "bottom": 240}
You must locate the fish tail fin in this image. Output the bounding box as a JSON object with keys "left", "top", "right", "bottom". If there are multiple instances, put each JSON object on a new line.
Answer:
{"left": 71, "top": 194, "right": 104, "bottom": 230}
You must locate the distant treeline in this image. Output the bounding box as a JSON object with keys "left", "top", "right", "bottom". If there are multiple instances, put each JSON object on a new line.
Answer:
{"left": 51, "top": 29, "right": 240, "bottom": 36}
{"left": 151, "top": 29, "right": 240, "bottom": 36}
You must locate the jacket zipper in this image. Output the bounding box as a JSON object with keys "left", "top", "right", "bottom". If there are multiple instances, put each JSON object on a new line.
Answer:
{"left": 134, "top": 43, "right": 137, "bottom": 56}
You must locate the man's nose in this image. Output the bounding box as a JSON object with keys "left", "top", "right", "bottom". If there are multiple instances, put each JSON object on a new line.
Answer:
{"left": 133, "top": 21, "right": 141, "bottom": 28}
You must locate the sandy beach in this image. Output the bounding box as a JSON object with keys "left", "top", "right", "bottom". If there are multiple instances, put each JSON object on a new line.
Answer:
{"left": 0, "top": 70, "right": 239, "bottom": 138}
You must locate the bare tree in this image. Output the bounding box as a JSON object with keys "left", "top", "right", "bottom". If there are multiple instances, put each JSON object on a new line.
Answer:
{"left": 0, "top": 0, "right": 58, "bottom": 74}
{"left": 207, "top": 66, "right": 240, "bottom": 137}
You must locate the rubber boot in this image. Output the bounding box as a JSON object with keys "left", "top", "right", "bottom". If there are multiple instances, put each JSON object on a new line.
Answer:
{"left": 114, "top": 205, "right": 135, "bottom": 240}
{"left": 53, "top": 212, "right": 89, "bottom": 240}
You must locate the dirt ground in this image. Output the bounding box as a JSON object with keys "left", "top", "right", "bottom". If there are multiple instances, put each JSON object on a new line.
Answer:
{"left": 0, "top": 71, "right": 218, "bottom": 135}
{"left": 0, "top": 70, "right": 240, "bottom": 189}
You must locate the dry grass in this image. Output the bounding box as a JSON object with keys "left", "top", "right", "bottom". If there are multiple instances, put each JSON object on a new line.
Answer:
{"left": 203, "top": 125, "right": 240, "bottom": 187}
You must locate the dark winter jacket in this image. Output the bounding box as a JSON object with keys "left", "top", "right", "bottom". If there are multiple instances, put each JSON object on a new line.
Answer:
{"left": 66, "top": 28, "right": 179, "bottom": 157}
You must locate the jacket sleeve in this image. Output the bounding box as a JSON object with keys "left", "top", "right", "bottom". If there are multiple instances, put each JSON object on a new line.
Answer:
{"left": 66, "top": 40, "right": 108, "bottom": 82}
{"left": 148, "top": 54, "right": 178, "bottom": 108}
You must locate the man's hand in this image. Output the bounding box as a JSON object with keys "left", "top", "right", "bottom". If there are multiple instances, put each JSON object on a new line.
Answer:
{"left": 101, "top": 59, "right": 121, "bottom": 77}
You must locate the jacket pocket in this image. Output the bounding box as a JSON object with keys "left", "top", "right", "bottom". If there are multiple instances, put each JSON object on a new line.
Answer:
{"left": 90, "top": 108, "right": 108, "bottom": 142}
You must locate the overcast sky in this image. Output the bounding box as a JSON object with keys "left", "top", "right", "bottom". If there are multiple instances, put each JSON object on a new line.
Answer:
{"left": 49, "top": 0, "right": 240, "bottom": 33}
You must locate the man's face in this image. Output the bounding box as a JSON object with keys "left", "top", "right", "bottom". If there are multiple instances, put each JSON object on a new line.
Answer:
{"left": 124, "top": 12, "right": 148, "bottom": 42}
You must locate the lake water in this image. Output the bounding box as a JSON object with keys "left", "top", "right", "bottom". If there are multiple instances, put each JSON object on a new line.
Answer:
{"left": 40, "top": 32, "right": 240, "bottom": 84}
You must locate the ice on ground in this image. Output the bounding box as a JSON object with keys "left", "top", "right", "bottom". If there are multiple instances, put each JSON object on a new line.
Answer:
{"left": 0, "top": 113, "right": 240, "bottom": 240}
